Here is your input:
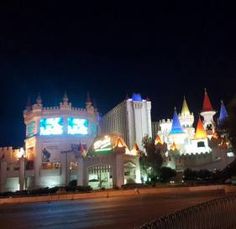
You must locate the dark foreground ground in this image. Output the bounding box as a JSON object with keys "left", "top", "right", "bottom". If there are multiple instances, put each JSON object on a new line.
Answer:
{"left": 0, "top": 191, "right": 225, "bottom": 229}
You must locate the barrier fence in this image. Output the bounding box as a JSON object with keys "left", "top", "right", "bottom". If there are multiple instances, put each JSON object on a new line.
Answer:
{"left": 140, "top": 194, "right": 236, "bottom": 229}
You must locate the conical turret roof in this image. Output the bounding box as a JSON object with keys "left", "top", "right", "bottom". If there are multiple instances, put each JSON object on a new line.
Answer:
{"left": 219, "top": 100, "right": 228, "bottom": 123}
{"left": 202, "top": 89, "right": 214, "bottom": 112}
{"left": 181, "top": 96, "right": 190, "bottom": 116}
{"left": 63, "top": 91, "right": 69, "bottom": 103}
{"left": 195, "top": 117, "right": 207, "bottom": 139}
{"left": 36, "top": 93, "right": 42, "bottom": 105}
{"left": 170, "top": 108, "right": 185, "bottom": 134}
{"left": 155, "top": 135, "right": 163, "bottom": 145}
{"left": 86, "top": 92, "right": 92, "bottom": 104}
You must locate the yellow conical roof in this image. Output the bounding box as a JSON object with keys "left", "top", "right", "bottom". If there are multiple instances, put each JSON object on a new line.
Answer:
{"left": 181, "top": 96, "right": 190, "bottom": 116}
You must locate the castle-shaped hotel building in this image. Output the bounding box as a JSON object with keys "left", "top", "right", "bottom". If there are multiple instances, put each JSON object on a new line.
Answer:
{"left": 0, "top": 93, "right": 141, "bottom": 192}
{"left": 0, "top": 90, "right": 234, "bottom": 192}
{"left": 156, "top": 89, "right": 234, "bottom": 171}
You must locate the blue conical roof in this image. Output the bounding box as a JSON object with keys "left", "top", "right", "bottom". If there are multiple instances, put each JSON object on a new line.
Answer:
{"left": 219, "top": 101, "right": 228, "bottom": 124}
{"left": 170, "top": 109, "right": 185, "bottom": 134}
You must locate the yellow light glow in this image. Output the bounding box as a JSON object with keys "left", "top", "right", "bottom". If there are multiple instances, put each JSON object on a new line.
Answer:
{"left": 16, "top": 148, "right": 25, "bottom": 159}
{"left": 94, "top": 136, "right": 111, "bottom": 150}
{"left": 155, "top": 135, "right": 163, "bottom": 145}
{"left": 170, "top": 142, "right": 177, "bottom": 151}
{"left": 116, "top": 138, "right": 124, "bottom": 147}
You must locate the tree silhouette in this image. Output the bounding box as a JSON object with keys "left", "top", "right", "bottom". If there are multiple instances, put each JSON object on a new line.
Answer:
{"left": 140, "top": 136, "right": 163, "bottom": 183}
{"left": 218, "top": 97, "right": 236, "bottom": 177}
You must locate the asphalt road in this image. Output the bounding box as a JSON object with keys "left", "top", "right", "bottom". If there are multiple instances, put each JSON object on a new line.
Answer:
{"left": 0, "top": 191, "right": 224, "bottom": 229}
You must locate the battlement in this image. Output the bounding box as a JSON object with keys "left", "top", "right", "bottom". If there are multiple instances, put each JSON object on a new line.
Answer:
{"left": 43, "top": 106, "right": 60, "bottom": 110}
{"left": 0, "top": 146, "right": 13, "bottom": 152}
{"left": 71, "top": 107, "right": 87, "bottom": 112}
{"left": 159, "top": 119, "right": 172, "bottom": 124}
{"left": 24, "top": 93, "right": 97, "bottom": 117}
{"left": 178, "top": 112, "right": 194, "bottom": 117}
{"left": 25, "top": 105, "right": 88, "bottom": 114}
{"left": 180, "top": 151, "right": 211, "bottom": 157}
{"left": 0, "top": 147, "right": 23, "bottom": 152}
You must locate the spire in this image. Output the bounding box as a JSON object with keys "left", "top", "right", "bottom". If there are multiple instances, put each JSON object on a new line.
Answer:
{"left": 218, "top": 100, "right": 228, "bottom": 124}
{"left": 170, "top": 108, "right": 185, "bottom": 134}
{"left": 132, "top": 143, "right": 139, "bottom": 151}
{"left": 155, "top": 135, "right": 163, "bottom": 145}
{"left": 25, "top": 96, "right": 32, "bottom": 111}
{"left": 130, "top": 143, "right": 140, "bottom": 155}
{"left": 116, "top": 137, "right": 124, "bottom": 147}
{"left": 202, "top": 88, "right": 214, "bottom": 112}
{"left": 181, "top": 96, "right": 190, "bottom": 116}
{"left": 36, "top": 93, "right": 42, "bottom": 105}
{"left": 63, "top": 91, "right": 69, "bottom": 103}
{"left": 85, "top": 92, "right": 95, "bottom": 114}
{"left": 195, "top": 117, "right": 207, "bottom": 139}
{"left": 86, "top": 92, "right": 92, "bottom": 105}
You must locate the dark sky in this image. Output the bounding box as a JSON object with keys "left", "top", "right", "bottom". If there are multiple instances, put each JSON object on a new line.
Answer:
{"left": 0, "top": 2, "right": 236, "bottom": 146}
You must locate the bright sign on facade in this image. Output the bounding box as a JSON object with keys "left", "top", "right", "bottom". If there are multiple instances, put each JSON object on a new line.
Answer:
{"left": 40, "top": 118, "right": 63, "bottom": 135}
{"left": 67, "top": 118, "right": 89, "bottom": 135}
{"left": 26, "top": 121, "right": 36, "bottom": 137}
{"left": 94, "top": 135, "right": 112, "bottom": 152}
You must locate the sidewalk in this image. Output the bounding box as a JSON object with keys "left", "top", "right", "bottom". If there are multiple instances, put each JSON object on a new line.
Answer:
{"left": 0, "top": 184, "right": 235, "bottom": 205}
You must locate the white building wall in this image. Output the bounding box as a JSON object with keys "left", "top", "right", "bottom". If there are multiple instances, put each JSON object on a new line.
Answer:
{"left": 101, "top": 97, "right": 152, "bottom": 150}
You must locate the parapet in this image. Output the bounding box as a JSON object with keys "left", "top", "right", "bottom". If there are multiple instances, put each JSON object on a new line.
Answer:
{"left": 159, "top": 119, "right": 172, "bottom": 124}
{"left": 0, "top": 146, "right": 13, "bottom": 152}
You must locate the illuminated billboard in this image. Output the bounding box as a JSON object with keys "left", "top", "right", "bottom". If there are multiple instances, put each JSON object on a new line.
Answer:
{"left": 67, "top": 118, "right": 89, "bottom": 135}
{"left": 94, "top": 135, "right": 112, "bottom": 152}
{"left": 40, "top": 118, "right": 63, "bottom": 135}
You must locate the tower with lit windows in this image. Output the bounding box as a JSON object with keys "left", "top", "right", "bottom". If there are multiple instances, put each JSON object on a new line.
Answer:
{"left": 101, "top": 93, "right": 152, "bottom": 150}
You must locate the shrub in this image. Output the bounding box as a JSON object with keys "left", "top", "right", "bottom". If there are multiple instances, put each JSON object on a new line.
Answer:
{"left": 121, "top": 183, "right": 147, "bottom": 190}
{"left": 159, "top": 167, "right": 177, "bottom": 183}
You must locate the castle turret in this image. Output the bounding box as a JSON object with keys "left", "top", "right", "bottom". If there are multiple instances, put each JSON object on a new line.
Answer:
{"left": 188, "top": 117, "right": 211, "bottom": 155}
{"left": 200, "top": 89, "right": 216, "bottom": 134}
{"left": 170, "top": 108, "right": 185, "bottom": 135}
{"left": 63, "top": 92, "right": 69, "bottom": 104}
{"left": 60, "top": 92, "right": 71, "bottom": 110}
{"left": 36, "top": 94, "right": 42, "bottom": 105}
{"left": 25, "top": 96, "right": 32, "bottom": 112}
{"left": 181, "top": 96, "right": 190, "bottom": 116}
{"left": 85, "top": 92, "right": 95, "bottom": 114}
{"left": 194, "top": 117, "right": 207, "bottom": 139}
{"left": 32, "top": 93, "right": 43, "bottom": 111}
{"left": 169, "top": 108, "right": 186, "bottom": 146}
{"left": 179, "top": 96, "right": 194, "bottom": 128}
{"left": 218, "top": 100, "right": 228, "bottom": 125}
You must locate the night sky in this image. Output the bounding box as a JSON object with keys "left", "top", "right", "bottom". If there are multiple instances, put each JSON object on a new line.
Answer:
{"left": 0, "top": 2, "right": 236, "bottom": 146}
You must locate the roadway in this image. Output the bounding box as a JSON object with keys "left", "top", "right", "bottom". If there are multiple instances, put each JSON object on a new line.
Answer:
{"left": 0, "top": 191, "right": 225, "bottom": 229}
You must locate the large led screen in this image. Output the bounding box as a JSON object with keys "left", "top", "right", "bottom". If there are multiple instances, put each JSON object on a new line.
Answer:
{"left": 40, "top": 118, "right": 63, "bottom": 135}
{"left": 67, "top": 118, "right": 88, "bottom": 135}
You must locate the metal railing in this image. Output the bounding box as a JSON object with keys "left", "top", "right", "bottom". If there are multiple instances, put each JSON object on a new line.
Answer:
{"left": 140, "top": 194, "right": 236, "bottom": 229}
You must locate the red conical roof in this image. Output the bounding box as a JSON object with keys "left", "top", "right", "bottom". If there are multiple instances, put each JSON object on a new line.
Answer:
{"left": 202, "top": 89, "right": 214, "bottom": 112}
